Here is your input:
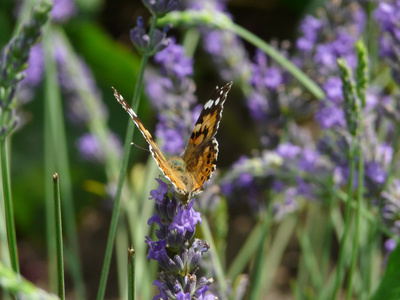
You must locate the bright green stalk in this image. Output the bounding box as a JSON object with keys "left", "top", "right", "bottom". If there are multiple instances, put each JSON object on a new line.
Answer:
{"left": 53, "top": 173, "right": 65, "bottom": 300}
{"left": 96, "top": 14, "right": 158, "bottom": 300}
{"left": 128, "top": 248, "right": 136, "bottom": 300}
{"left": 0, "top": 140, "right": 18, "bottom": 273}
{"left": 158, "top": 10, "right": 325, "bottom": 100}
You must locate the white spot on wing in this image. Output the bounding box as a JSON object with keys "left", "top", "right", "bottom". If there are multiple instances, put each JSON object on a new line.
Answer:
{"left": 204, "top": 100, "right": 214, "bottom": 109}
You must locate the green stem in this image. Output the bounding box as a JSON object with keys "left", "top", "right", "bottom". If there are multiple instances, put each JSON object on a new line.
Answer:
{"left": 96, "top": 15, "right": 157, "bottom": 300}
{"left": 332, "top": 142, "right": 357, "bottom": 300}
{"left": 53, "top": 173, "right": 65, "bottom": 300}
{"left": 347, "top": 138, "right": 364, "bottom": 299}
{"left": 227, "top": 216, "right": 270, "bottom": 281}
{"left": 0, "top": 139, "right": 19, "bottom": 273}
{"left": 230, "top": 23, "right": 325, "bottom": 100}
{"left": 249, "top": 207, "right": 273, "bottom": 299}
{"left": 128, "top": 248, "right": 136, "bottom": 300}
{"left": 201, "top": 218, "right": 227, "bottom": 294}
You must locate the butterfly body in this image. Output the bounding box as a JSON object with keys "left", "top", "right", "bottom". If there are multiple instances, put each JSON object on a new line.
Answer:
{"left": 113, "top": 82, "right": 232, "bottom": 204}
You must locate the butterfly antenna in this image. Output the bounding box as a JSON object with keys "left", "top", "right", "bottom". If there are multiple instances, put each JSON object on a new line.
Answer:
{"left": 131, "top": 142, "right": 150, "bottom": 152}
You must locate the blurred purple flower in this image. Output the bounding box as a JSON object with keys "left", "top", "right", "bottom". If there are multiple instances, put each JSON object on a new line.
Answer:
{"left": 315, "top": 104, "right": 346, "bottom": 129}
{"left": 155, "top": 38, "right": 193, "bottom": 80}
{"left": 76, "top": 133, "right": 122, "bottom": 163}
{"left": 251, "top": 50, "right": 283, "bottom": 90}
{"left": 276, "top": 143, "right": 301, "bottom": 159}
{"left": 21, "top": 44, "right": 44, "bottom": 87}
{"left": 247, "top": 92, "right": 270, "bottom": 121}
{"left": 374, "top": 1, "right": 400, "bottom": 80}
{"left": 51, "top": 0, "right": 77, "bottom": 22}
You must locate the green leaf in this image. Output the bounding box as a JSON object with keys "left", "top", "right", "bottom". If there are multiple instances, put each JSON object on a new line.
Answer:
{"left": 371, "top": 242, "right": 400, "bottom": 300}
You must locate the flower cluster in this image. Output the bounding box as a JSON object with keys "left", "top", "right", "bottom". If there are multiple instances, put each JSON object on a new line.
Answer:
{"left": 145, "top": 39, "right": 200, "bottom": 155}
{"left": 146, "top": 179, "right": 216, "bottom": 299}
{"left": 218, "top": 0, "right": 399, "bottom": 230}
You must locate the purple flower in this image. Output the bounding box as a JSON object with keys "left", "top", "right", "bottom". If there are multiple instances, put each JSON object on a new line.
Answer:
{"left": 149, "top": 178, "right": 169, "bottom": 203}
{"left": 175, "top": 291, "right": 191, "bottom": 300}
{"left": 314, "top": 44, "right": 337, "bottom": 70}
{"left": 365, "top": 162, "right": 387, "bottom": 185}
{"left": 21, "top": 44, "right": 44, "bottom": 87}
{"left": 51, "top": 0, "right": 77, "bottom": 22}
{"left": 155, "top": 124, "right": 185, "bottom": 155}
{"left": 251, "top": 50, "right": 283, "bottom": 90}
{"left": 315, "top": 104, "right": 346, "bottom": 129}
{"left": 76, "top": 133, "right": 122, "bottom": 163}
{"left": 276, "top": 143, "right": 301, "bottom": 159}
{"left": 296, "top": 15, "right": 323, "bottom": 52}
{"left": 323, "top": 77, "right": 343, "bottom": 103}
{"left": 154, "top": 39, "right": 193, "bottom": 80}
{"left": 145, "top": 237, "right": 168, "bottom": 262}
{"left": 169, "top": 201, "right": 202, "bottom": 234}
{"left": 375, "top": 3, "right": 396, "bottom": 32}
{"left": 298, "top": 148, "right": 319, "bottom": 172}
{"left": 130, "top": 17, "right": 170, "bottom": 55}
{"left": 385, "top": 239, "right": 397, "bottom": 253}
{"left": 247, "top": 92, "right": 270, "bottom": 121}
{"left": 202, "top": 30, "right": 224, "bottom": 55}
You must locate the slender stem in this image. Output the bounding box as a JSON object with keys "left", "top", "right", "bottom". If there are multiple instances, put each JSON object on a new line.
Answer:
{"left": 0, "top": 139, "right": 19, "bottom": 273}
{"left": 201, "top": 217, "right": 227, "bottom": 293}
{"left": 332, "top": 142, "right": 357, "bottom": 300}
{"left": 249, "top": 207, "right": 273, "bottom": 299}
{"left": 53, "top": 173, "right": 65, "bottom": 300}
{"left": 230, "top": 23, "right": 325, "bottom": 100}
{"left": 96, "top": 15, "right": 157, "bottom": 300}
{"left": 128, "top": 248, "right": 136, "bottom": 300}
{"left": 347, "top": 139, "right": 364, "bottom": 299}
{"left": 227, "top": 216, "right": 270, "bottom": 280}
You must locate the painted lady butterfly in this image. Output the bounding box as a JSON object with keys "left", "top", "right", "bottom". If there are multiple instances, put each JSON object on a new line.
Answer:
{"left": 113, "top": 82, "right": 232, "bottom": 204}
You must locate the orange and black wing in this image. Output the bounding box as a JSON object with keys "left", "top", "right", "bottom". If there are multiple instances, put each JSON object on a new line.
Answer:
{"left": 182, "top": 82, "right": 233, "bottom": 194}
{"left": 112, "top": 87, "right": 186, "bottom": 194}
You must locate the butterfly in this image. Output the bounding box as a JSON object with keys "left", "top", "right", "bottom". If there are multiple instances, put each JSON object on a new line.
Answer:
{"left": 113, "top": 81, "right": 232, "bottom": 204}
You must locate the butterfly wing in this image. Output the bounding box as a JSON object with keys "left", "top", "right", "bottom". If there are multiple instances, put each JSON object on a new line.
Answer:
{"left": 112, "top": 87, "right": 187, "bottom": 194}
{"left": 183, "top": 82, "right": 233, "bottom": 194}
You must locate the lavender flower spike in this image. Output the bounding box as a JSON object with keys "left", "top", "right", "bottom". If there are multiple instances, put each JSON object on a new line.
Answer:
{"left": 146, "top": 179, "right": 217, "bottom": 299}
